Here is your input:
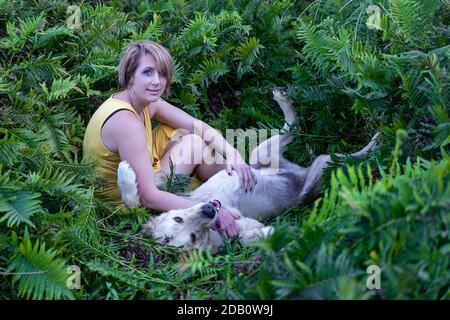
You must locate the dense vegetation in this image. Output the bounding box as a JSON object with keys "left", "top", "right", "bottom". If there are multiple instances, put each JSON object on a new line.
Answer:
{"left": 0, "top": 0, "right": 448, "bottom": 300}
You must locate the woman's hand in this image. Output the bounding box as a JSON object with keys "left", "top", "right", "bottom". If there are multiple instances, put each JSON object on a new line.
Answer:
{"left": 226, "top": 152, "right": 257, "bottom": 193}
{"left": 214, "top": 207, "right": 241, "bottom": 239}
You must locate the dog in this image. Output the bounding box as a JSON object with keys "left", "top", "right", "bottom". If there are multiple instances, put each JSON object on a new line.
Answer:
{"left": 118, "top": 89, "right": 379, "bottom": 251}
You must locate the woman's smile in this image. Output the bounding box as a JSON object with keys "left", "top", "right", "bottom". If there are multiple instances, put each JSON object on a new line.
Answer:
{"left": 146, "top": 88, "right": 161, "bottom": 93}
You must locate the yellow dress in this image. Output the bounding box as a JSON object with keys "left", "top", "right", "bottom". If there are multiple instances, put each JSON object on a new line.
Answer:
{"left": 82, "top": 96, "right": 200, "bottom": 203}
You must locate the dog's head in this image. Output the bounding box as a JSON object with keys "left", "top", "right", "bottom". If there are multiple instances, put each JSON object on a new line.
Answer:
{"left": 143, "top": 200, "right": 221, "bottom": 249}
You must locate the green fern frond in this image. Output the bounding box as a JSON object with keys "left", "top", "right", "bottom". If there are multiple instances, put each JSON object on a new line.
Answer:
{"left": 180, "top": 13, "right": 217, "bottom": 57}
{"left": 296, "top": 20, "right": 333, "bottom": 75}
{"left": 10, "top": 54, "right": 67, "bottom": 87}
{"left": 329, "top": 27, "right": 356, "bottom": 76}
{"left": 0, "top": 75, "right": 8, "bottom": 93}
{"left": 9, "top": 128, "right": 43, "bottom": 148}
{"left": 389, "top": 0, "right": 422, "bottom": 44}
{"left": 199, "top": 57, "right": 229, "bottom": 86}
{"left": 87, "top": 259, "right": 147, "bottom": 289}
{"left": 178, "top": 249, "right": 221, "bottom": 277}
{"left": 0, "top": 14, "right": 45, "bottom": 50}
{"left": 85, "top": 63, "right": 117, "bottom": 82}
{"left": 26, "top": 167, "right": 92, "bottom": 208}
{"left": 43, "top": 77, "right": 82, "bottom": 102}
{"left": 399, "top": 72, "right": 428, "bottom": 109}
{"left": 7, "top": 230, "right": 74, "bottom": 300}
{"left": 135, "top": 12, "right": 163, "bottom": 42}
{"left": 60, "top": 225, "right": 101, "bottom": 257}
{"left": 32, "top": 25, "right": 73, "bottom": 49}
{"left": 0, "top": 139, "right": 23, "bottom": 167}
{"left": 171, "top": 60, "right": 185, "bottom": 84}
{"left": 272, "top": 245, "right": 356, "bottom": 299}
{"left": 215, "top": 10, "right": 251, "bottom": 40}
{"left": 424, "top": 104, "right": 450, "bottom": 150}
{"left": 235, "top": 36, "right": 263, "bottom": 65}
{"left": 235, "top": 37, "right": 264, "bottom": 79}
{"left": 37, "top": 119, "right": 69, "bottom": 158}
{"left": 0, "top": 186, "right": 44, "bottom": 228}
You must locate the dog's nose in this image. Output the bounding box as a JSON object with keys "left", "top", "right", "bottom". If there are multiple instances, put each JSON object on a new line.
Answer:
{"left": 201, "top": 203, "right": 216, "bottom": 219}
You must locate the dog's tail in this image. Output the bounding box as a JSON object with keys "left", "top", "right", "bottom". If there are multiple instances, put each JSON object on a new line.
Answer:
{"left": 117, "top": 161, "right": 141, "bottom": 208}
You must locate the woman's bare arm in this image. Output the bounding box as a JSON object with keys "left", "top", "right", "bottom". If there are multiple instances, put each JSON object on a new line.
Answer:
{"left": 101, "top": 110, "right": 198, "bottom": 211}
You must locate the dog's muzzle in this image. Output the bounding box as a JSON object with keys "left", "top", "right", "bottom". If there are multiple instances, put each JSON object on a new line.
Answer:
{"left": 201, "top": 200, "right": 221, "bottom": 219}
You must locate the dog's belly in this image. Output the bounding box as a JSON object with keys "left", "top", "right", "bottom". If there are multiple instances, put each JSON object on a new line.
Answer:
{"left": 187, "top": 170, "right": 242, "bottom": 208}
{"left": 237, "top": 195, "right": 282, "bottom": 220}
{"left": 236, "top": 172, "right": 295, "bottom": 220}
{"left": 187, "top": 168, "right": 301, "bottom": 221}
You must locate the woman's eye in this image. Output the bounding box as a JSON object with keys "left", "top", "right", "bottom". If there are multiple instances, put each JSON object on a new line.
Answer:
{"left": 174, "top": 217, "right": 183, "bottom": 223}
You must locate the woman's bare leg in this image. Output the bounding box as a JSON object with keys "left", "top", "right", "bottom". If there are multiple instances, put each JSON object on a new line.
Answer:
{"left": 159, "top": 134, "right": 226, "bottom": 181}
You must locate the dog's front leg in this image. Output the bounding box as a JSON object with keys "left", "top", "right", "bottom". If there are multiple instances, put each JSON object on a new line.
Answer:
{"left": 237, "top": 217, "right": 274, "bottom": 246}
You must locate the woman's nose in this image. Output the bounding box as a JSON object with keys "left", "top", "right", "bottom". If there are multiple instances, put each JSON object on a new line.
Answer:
{"left": 151, "top": 73, "right": 160, "bottom": 85}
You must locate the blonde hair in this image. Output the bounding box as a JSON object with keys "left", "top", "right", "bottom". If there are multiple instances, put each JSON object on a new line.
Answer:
{"left": 118, "top": 40, "right": 174, "bottom": 97}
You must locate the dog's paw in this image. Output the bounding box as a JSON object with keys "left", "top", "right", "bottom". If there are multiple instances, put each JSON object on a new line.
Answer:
{"left": 240, "top": 225, "right": 275, "bottom": 246}
{"left": 273, "top": 87, "right": 292, "bottom": 105}
{"left": 117, "top": 160, "right": 141, "bottom": 208}
{"left": 363, "top": 132, "right": 381, "bottom": 154}
{"left": 259, "top": 226, "right": 274, "bottom": 239}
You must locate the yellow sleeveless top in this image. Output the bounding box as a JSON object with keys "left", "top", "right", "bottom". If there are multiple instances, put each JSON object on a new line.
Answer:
{"left": 82, "top": 96, "right": 169, "bottom": 202}
{"left": 83, "top": 96, "right": 203, "bottom": 204}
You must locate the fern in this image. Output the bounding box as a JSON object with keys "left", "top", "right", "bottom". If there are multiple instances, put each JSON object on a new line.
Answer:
{"left": 214, "top": 10, "right": 251, "bottom": 42}
{"left": 276, "top": 245, "right": 357, "bottom": 299}
{"left": 0, "top": 188, "right": 44, "bottom": 228}
{"left": 26, "top": 167, "right": 93, "bottom": 209}
{"left": 7, "top": 230, "right": 74, "bottom": 299}
{"left": 424, "top": 104, "right": 450, "bottom": 150}
{"left": 178, "top": 249, "right": 221, "bottom": 277}
{"left": 328, "top": 27, "right": 356, "bottom": 76}
{"left": 296, "top": 20, "right": 333, "bottom": 75}
{"left": 60, "top": 225, "right": 101, "bottom": 258}
{"left": 86, "top": 259, "right": 147, "bottom": 289}
{"left": 37, "top": 110, "right": 71, "bottom": 158}
{"left": 31, "top": 25, "right": 73, "bottom": 49}
{"left": 10, "top": 54, "right": 67, "bottom": 87}
{"left": 199, "top": 57, "right": 229, "bottom": 86}
{"left": 0, "top": 14, "right": 45, "bottom": 50}
{"left": 399, "top": 71, "right": 428, "bottom": 110}
{"left": 179, "top": 13, "right": 218, "bottom": 58}
{"left": 235, "top": 37, "right": 264, "bottom": 79}
{"left": 389, "top": 0, "right": 422, "bottom": 45}
{"left": 0, "top": 138, "right": 22, "bottom": 167}
{"left": 43, "top": 77, "right": 82, "bottom": 102}
{"left": 0, "top": 170, "right": 44, "bottom": 228}
{"left": 134, "top": 12, "right": 163, "bottom": 42}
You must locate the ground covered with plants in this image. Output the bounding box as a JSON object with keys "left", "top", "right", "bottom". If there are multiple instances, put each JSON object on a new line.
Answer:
{"left": 0, "top": 0, "right": 448, "bottom": 299}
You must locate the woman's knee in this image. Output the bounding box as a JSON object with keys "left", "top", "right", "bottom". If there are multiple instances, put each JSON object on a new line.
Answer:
{"left": 169, "top": 134, "right": 206, "bottom": 165}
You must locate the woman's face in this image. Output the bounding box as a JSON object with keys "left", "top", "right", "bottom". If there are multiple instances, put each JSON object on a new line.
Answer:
{"left": 129, "top": 53, "right": 167, "bottom": 107}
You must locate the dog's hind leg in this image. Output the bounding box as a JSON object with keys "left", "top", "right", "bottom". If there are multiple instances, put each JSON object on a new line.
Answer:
{"left": 249, "top": 89, "right": 298, "bottom": 169}
{"left": 298, "top": 132, "right": 380, "bottom": 202}
{"left": 249, "top": 134, "right": 294, "bottom": 169}
{"left": 273, "top": 88, "right": 298, "bottom": 133}
{"left": 347, "top": 132, "right": 380, "bottom": 158}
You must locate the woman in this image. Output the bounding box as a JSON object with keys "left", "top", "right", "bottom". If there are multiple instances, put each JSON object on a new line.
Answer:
{"left": 83, "top": 40, "right": 256, "bottom": 239}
